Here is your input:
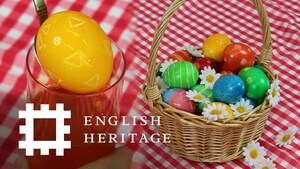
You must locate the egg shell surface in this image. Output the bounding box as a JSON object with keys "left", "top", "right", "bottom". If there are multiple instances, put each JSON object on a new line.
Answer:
{"left": 163, "top": 61, "right": 199, "bottom": 89}
{"left": 238, "top": 67, "right": 270, "bottom": 99}
{"left": 162, "top": 88, "right": 179, "bottom": 104}
{"left": 213, "top": 75, "right": 245, "bottom": 104}
{"left": 169, "top": 89, "right": 196, "bottom": 113}
{"left": 36, "top": 11, "right": 113, "bottom": 94}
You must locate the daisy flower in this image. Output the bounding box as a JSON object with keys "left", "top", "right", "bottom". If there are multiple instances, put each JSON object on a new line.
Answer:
{"left": 156, "top": 76, "right": 169, "bottom": 94}
{"left": 242, "top": 141, "right": 266, "bottom": 166}
{"left": 159, "top": 59, "right": 177, "bottom": 74}
{"left": 199, "top": 66, "right": 221, "bottom": 89}
{"left": 186, "top": 90, "right": 210, "bottom": 103}
{"left": 177, "top": 45, "right": 203, "bottom": 57}
{"left": 275, "top": 126, "right": 297, "bottom": 147}
{"left": 254, "top": 158, "right": 276, "bottom": 169}
{"left": 202, "top": 103, "right": 228, "bottom": 121}
{"left": 267, "top": 79, "right": 281, "bottom": 107}
{"left": 230, "top": 98, "right": 254, "bottom": 116}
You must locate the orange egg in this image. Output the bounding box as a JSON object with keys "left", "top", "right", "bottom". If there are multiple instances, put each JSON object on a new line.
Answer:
{"left": 202, "top": 34, "right": 231, "bottom": 62}
{"left": 36, "top": 11, "right": 113, "bottom": 94}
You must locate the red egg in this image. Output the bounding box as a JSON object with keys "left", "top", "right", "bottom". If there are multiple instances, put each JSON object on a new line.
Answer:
{"left": 167, "top": 50, "right": 193, "bottom": 62}
{"left": 223, "top": 43, "right": 255, "bottom": 73}
{"left": 169, "top": 89, "right": 196, "bottom": 113}
{"left": 193, "top": 57, "right": 218, "bottom": 73}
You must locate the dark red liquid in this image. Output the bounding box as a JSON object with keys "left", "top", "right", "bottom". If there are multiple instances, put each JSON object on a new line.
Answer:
{"left": 27, "top": 87, "right": 117, "bottom": 169}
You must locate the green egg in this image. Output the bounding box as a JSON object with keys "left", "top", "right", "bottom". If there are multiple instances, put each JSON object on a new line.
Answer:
{"left": 192, "top": 84, "right": 215, "bottom": 114}
{"left": 195, "top": 103, "right": 205, "bottom": 114}
{"left": 238, "top": 67, "right": 270, "bottom": 99}
{"left": 192, "top": 84, "right": 215, "bottom": 102}
{"left": 163, "top": 61, "right": 199, "bottom": 89}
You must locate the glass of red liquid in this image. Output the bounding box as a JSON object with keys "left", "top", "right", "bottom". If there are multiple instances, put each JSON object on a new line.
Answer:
{"left": 25, "top": 40, "right": 125, "bottom": 169}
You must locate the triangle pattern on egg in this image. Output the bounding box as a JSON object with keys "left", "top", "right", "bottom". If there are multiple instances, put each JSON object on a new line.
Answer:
{"left": 64, "top": 51, "right": 92, "bottom": 68}
{"left": 38, "top": 36, "right": 46, "bottom": 51}
{"left": 85, "top": 74, "right": 100, "bottom": 87}
{"left": 68, "top": 17, "right": 85, "bottom": 28}
{"left": 64, "top": 51, "right": 83, "bottom": 68}
{"left": 42, "top": 24, "right": 51, "bottom": 35}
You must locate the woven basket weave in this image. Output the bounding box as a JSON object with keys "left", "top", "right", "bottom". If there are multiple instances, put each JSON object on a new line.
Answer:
{"left": 142, "top": 0, "right": 277, "bottom": 163}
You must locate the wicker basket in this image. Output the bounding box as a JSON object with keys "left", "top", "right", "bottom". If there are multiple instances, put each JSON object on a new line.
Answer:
{"left": 142, "top": 0, "right": 277, "bottom": 163}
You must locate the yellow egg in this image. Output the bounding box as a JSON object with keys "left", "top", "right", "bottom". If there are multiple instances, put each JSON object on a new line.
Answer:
{"left": 206, "top": 102, "right": 234, "bottom": 118}
{"left": 36, "top": 11, "right": 113, "bottom": 94}
{"left": 202, "top": 34, "right": 231, "bottom": 62}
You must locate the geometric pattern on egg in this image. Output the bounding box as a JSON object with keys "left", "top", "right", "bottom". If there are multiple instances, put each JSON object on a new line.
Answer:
{"left": 36, "top": 11, "right": 113, "bottom": 93}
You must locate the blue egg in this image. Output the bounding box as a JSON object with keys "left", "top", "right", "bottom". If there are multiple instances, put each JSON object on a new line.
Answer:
{"left": 162, "top": 88, "right": 179, "bottom": 103}
{"left": 242, "top": 96, "right": 255, "bottom": 107}
{"left": 213, "top": 75, "right": 245, "bottom": 104}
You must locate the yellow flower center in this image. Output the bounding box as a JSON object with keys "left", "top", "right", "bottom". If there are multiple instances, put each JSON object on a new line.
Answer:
{"left": 157, "top": 84, "right": 161, "bottom": 90}
{"left": 210, "top": 109, "right": 222, "bottom": 115}
{"left": 250, "top": 149, "right": 258, "bottom": 159}
{"left": 282, "top": 134, "right": 290, "bottom": 142}
{"left": 206, "top": 75, "right": 215, "bottom": 83}
{"left": 262, "top": 167, "right": 270, "bottom": 169}
{"left": 237, "top": 106, "right": 246, "bottom": 113}
{"left": 272, "top": 89, "right": 277, "bottom": 97}
{"left": 193, "top": 94, "right": 202, "bottom": 101}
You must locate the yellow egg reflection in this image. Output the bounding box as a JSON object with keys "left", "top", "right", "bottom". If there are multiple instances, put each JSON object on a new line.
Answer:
{"left": 36, "top": 11, "right": 113, "bottom": 94}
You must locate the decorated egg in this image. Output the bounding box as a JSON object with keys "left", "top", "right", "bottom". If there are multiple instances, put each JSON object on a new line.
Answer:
{"left": 167, "top": 50, "right": 193, "bottom": 62}
{"left": 223, "top": 43, "right": 255, "bottom": 73}
{"left": 242, "top": 96, "right": 256, "bottom": 107}
{"left": 193, "top": 57, "right": 218, "bottom": 73}
{"left": 202, "top": 34, "right": 231, "bottom": 62}
{"left": 195, "top": 103, "right": 205, "bottom": 115}
{"left": 213, "top": 75, "right": 245, "bottom": 104}
{"left": 238, "top": 67, "right": 270, "bottom": 99}
{"left": 192, "top": 84, "right": 215, "bottom": 113}
{"left": 163, "top": 61, "right": 199, "bottom": 89}
{"left": 205, "top": 102, "right": 234, "bottom": 117}
{"left": 36, "top": 11, "right": 113, "bottom": 94}
{"left": 192, "top": 84, "right": 215, "bottom": 102}
{"left": 169, "top": 89, "right": 196, "bottom": 113}
{"left": 162, "top": 88, "right": 179, "bottom": 104}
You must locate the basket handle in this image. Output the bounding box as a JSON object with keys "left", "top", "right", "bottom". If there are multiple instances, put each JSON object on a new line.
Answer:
{"left": 146, "top": 0, "right": 272, "bottom": 91}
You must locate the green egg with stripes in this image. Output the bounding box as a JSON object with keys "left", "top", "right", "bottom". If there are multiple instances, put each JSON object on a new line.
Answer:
{"left": 163, "top": 61, "right": 199, "bottom": 89}
{"left": 192, "top": 84, "right": 215, "bottom": 102}
{"left": 192, "top": 84, "right": 215, "bottom": 113}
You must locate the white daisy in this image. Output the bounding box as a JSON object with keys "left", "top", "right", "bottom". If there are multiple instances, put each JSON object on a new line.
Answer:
{"left": 242, "top": 141, "right": 266, "bottom": 166}
{"left": 199, "top": 66, "right": 221, "bottom": 89}
{"left": 254, "top": 158, "right": 276, "bottom": 169}
{"left": 177, "top": 45, "right": 203, "bottom": 57}
{"left": 275, "top": 126, "right": 297, "bottom": 147}
{"left": 202, "top": 103, "right": 228, "bottom": 121}
{"left": 156, "top": 76, "right": 169, "bottom": 94}
{"left": 230, "top": 98, "right": 254, "bottom": 116}
{"left": 186, "top": 90, "right": 210, "bottom": 103}
{"left": 159, "top": 59, "right": 177, "bottom": 73}
{"left": 267, "top": 79, "right": 281, "bottom": 107}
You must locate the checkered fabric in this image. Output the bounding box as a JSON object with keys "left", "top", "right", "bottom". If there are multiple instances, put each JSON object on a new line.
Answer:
{"left": 0, "top": 0, "right": 135, "bottom": 168}
{"left": 128, "top": 0, "right": 300, "bottom": 169}
{"left": 0, "top": 0, "right": 299, "bottom": 169}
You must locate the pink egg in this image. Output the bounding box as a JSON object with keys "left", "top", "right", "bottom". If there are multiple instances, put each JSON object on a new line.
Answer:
{"left": 169, "top": 89, "right": 196, "bottom": 113}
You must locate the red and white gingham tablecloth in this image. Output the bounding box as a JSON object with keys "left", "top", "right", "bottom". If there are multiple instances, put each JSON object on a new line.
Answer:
{"left": 0, "top": 0, "right": 300, "bottom": 168}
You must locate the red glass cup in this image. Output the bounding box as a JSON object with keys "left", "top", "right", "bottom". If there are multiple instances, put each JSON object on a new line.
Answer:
{"left": 25, "top": 40, "right": 125, "bottom": 169}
